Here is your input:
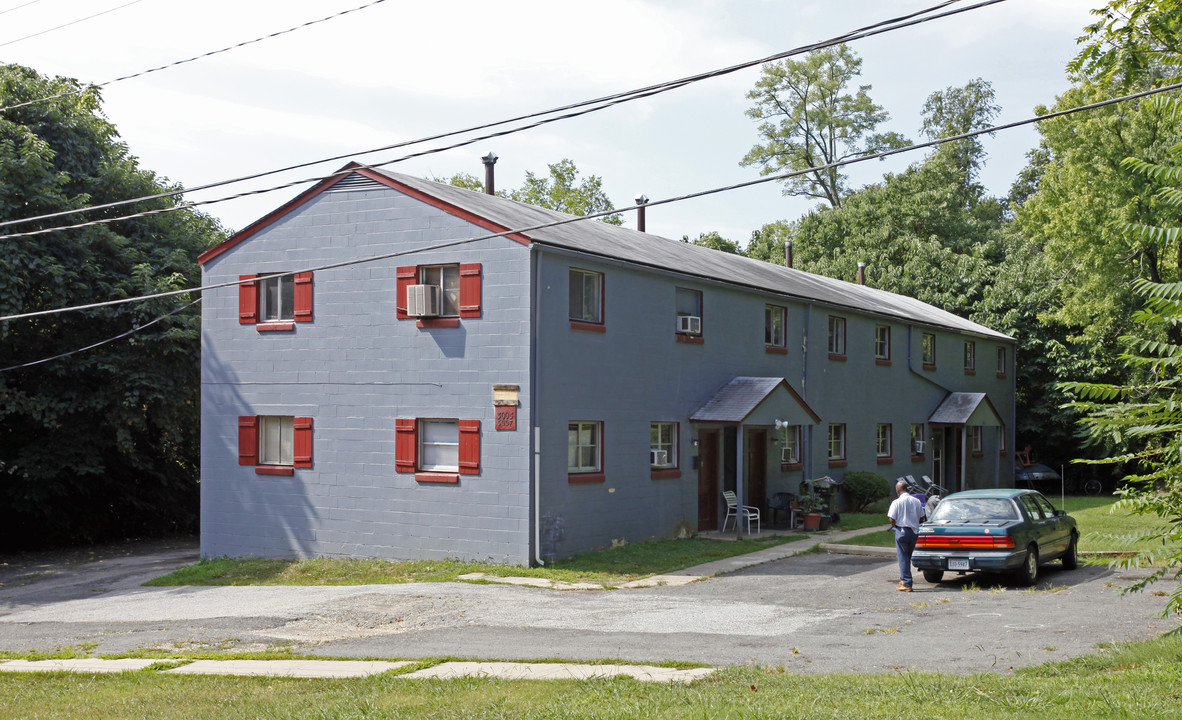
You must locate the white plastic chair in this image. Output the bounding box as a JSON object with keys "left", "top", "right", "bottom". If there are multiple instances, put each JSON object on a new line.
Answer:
{"left": 722, "top": 490, "right": 760, "bottom": 534}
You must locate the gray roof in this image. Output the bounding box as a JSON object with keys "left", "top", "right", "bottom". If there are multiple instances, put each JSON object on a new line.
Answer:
{"left": 374, "top": 169, "right": 1012, "bottom": 340}
{"left": 928, "top": 392, "right": 1004, "bottom": 426}
{"left": 689, "top": 376, "right": 819, "bottom": 424}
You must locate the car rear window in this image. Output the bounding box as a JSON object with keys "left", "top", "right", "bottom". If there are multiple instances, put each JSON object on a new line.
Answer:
{"left": 929, "top": 498, "right": 1020, "bottom": 523}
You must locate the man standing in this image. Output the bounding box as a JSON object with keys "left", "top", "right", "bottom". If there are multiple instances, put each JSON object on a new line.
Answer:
{"left": 888, "top": 480, "right": 926, "bottom": 591}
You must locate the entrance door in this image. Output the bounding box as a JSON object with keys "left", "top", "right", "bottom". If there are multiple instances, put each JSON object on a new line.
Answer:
{"left": 697, "top": 429, "right": 719, "bottom": 531}
{"left": 745, "top": 429, "right": 767, "bottom": 515}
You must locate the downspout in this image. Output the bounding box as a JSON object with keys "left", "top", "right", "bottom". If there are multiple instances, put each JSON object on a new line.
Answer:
{"left": 802, "top": 303, "right": 812, "bottom": 481}
{"left": 531, "top": 245, "right": 544, "bottom": 565}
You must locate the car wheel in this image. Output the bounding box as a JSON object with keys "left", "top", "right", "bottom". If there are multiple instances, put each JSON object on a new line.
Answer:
{"left": 922, "top": 569, "right": 944, "bottom": 584}
{"left": 1062, "top": 533, "right": 1079, "bottom": 570}
{"left": 1016, "top": 545, "right": 1039, "bottom": 586}
{"left": 1084, "top": 479, "right": 1102, "bottom": 496}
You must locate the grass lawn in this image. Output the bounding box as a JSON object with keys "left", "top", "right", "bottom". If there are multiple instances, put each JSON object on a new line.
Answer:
{"left": 1, "top": 636, "right": 1179, "bottom": 719}
{"left": 833, "top": 494, "right": 1173, "bottom": 554}
{"left": 145, "top": 534, "right": 807, "bottom": 588}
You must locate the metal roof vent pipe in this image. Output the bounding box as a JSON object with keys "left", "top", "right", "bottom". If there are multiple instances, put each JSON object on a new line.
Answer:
{"left": 635, "top": 194, "right": 649, "bottom": 232}
{"left": 785, "top": 240, "right": 793, "bottom": 269}
{"left": 482, "top": 151, "right": 498, "bottom": 195}
{"left": 857, "top": 261, "right": 866, "bottom": 285}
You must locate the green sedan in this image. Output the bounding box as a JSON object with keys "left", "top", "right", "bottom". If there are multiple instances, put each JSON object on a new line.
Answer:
{"left": 912, "top": 488, "right": 1079, "bottom": 586}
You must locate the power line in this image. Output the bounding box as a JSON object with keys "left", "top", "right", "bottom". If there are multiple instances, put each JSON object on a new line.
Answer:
{"left": 0, "top": 0, "right": 390, "bottom": 113}
{"left": 0, "top": 0, "right": 1009, "bottom": 235}
{"left": 0, "top": 1, "right": 44, "bottom": 18}
{"left": 3, "top": 77, "right": 1181, "bottom": 326}
{"left": 0, "top": 0, "right": 146, "bottom": 49}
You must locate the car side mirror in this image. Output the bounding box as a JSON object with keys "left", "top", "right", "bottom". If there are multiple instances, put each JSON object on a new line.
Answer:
{"left": 1054, "top": 509, "right": 1065, "bottom": 517}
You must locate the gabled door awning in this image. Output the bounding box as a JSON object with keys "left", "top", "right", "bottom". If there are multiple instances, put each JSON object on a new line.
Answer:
{"left": 690, "top": 377, "right": 820, "bottom": 426}
{"left": 928, "top": 392, "right": 1004, "bottom": 427}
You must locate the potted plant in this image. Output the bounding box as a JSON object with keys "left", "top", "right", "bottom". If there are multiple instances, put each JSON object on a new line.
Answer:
{"left": 801, "top": 493, "right": 826, "bottom": 530}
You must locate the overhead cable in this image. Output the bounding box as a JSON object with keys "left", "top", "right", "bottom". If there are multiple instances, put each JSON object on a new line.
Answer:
{"left": 3, "top": 77, "right": 1181, "bottom": 325}
{"left": 0, "top": 0, "right": 146, "bottom": 49}
{"left": 0, "top": 0, "right": 390, "bottom": 112}
{"left": 0, "top": 0, "right": 1009, "bottom": 233}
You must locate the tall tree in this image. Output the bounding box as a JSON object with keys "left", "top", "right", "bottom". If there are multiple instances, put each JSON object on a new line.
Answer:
{"left": 920, "top": 79, "right": 1001, "bottom": 205}
{"left": 1069, "top": 0, "right": 1182, "bottom": 89}
{"left": 740, "top": 44, "right": 907, "bottom": 208}
{"left": 440, "top": 159, "right": 622, "bottom": 225}
{"left": 0, "top": 64, "right": 224, "bottom": 549}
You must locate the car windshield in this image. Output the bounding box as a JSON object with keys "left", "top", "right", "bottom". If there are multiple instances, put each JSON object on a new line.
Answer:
{"left": 928, "top": 498, "right": 1019, "bottom": 524}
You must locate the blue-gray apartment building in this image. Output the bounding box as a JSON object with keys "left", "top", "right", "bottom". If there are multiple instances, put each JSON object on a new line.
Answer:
{"left": 198, "top": 163, "right": 1015, "bottom": 565}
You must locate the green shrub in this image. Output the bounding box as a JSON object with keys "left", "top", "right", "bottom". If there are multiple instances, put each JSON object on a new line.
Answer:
{"left": 842, "top": 471, "right": 891, "bottom": 512}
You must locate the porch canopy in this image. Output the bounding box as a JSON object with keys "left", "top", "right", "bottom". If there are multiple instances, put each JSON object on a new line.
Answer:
{"left": 928, "top": 392, "right": 1004, "bottom": 427}
{"left": 690, "top": 376, "right": 820, "bottom": 426}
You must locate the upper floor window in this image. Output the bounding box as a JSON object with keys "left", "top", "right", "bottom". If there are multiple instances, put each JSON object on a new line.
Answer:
{"left": 397, "top": 263, "right": 481, "bottom": 323}
{"left": 922, "top": 332, "right": 936, "bottom": 368}
{"left": 828, "top": 316, "right": 846, "bottom": 357}
{"left": 996, "top": 346, "right": 1007, "bottom": 378}
{"left": 765, "top": 305, "right": 786, "bottom": 349}
{"left": 569, "top": 268, "right": 603, "bottom": 325}
{"left": 964, "top": 340, "right": 976, "bottom": 373}
{"left": 874, "top": 325, "right": 891, "bottom": 362}
{"left": 239, "top": 272, "right": 313, "bottom": 329}
{"left": 675, "top": 287, "right": 703, "bottom": 337}
{"left": 650, "top": 422, "right": 678, "bottom": 470}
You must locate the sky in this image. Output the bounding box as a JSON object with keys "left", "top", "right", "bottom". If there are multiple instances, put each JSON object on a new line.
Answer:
{"left": 1, "top": 0, "right": 1098, "bottom": 245}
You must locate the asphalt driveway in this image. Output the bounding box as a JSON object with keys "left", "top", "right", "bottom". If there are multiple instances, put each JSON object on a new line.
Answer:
{"left": 0, "top": 539, "right": 1176, "bottom": 674}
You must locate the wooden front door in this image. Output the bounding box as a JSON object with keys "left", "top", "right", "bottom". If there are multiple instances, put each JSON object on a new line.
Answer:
{"left": 746, "top": 429, "right": 767, "bottom": 515}
{"left": 697, "top": 429, "right": 719, "bottom": 531}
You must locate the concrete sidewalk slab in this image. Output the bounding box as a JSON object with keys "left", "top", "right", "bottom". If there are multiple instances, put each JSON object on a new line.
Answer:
{"left": 0, "top": 658, "right": 159, "bottom": 673}
{"left": 401, "top": 661, "right": 714, "bottom": 683}
{"left": 165, "top": 659, "right": 412, "bottom": 678}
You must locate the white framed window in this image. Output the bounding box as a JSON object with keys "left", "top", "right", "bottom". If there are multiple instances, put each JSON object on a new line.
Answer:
{"left": 910, "top": 423, "right": 925, "bottom": 456}
{"left": 260, "top": 273, "right": 294, "bottom": 322}
{"left": 420, "top": 265, "right": 460, "bottom": 317}
{"left": 828, "top": 316, "right": 846, "bottom": 356}
{"left": 876, "top": 423, "right": 892, "bottom": 458}
{"left": 260, "top": 416, "right": 294, "bottom": 466}
{"left": 828, "top": 423, "right": 845, "bottom": 461}
{"left": 996, "top": 346, "right": 1007, "bottom": 377}
{"left": 765, "top": 305, "right": 786, "bottom": 347}
{"left": 922, "top": 332, "right": 936, "bottom": 367}
{"left": 569, "top": 268, "right": 603, "bottom": 324}
{"left": 419, "top": 419, "right": 460, "bottom": 471}
{"left": 875, "top": 325, "right": 891, "bottom": 361}
{"left": 568, "top": 421, "right": 602, "bottom": 473}
{"left": 971, "top": 425, "right": 984, "bottom": 454}
{"left": 964, "top": 340, "right": 976, "bottom": 372}
{"left": 676, "top": 287, "right": 703, "bottom": 335}
{"left": 650, "top": 422, "right": 677, "bottom": 469}
{"left": 780, "top": 424, "right": 801, "bottom": 465}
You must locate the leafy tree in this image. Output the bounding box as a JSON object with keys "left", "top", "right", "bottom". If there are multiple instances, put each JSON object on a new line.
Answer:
{"left": 919, "top": 79, "right": 1000, "bottom": 205}
{"left": 0, "top": 64, "right": 224, "bottom": 549}
{"left": 740, "top": 44, "right": 907, "bottom": 208}
{"left": 1069, "top": 0, "right": 1182, "bottom": 89}
{"left": 440, "top": 159, "right": 622, "bottom": 225}
{"left": 682, "top": 231, "right": 743, "bottom": 255}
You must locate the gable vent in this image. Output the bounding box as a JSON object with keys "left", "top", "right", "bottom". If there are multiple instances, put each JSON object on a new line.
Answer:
{"left": 327, "top": 173, "right": 384, "bottom": 192}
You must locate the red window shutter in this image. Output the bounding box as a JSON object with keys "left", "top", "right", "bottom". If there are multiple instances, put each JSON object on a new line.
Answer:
{"left": 459, "top": 263, "right": 482, "bottom": 318}
{"left": 396, "top": 266, "right": 417, "bottom": 320}
{"left": 238, "top": 275, "right": 259, "bottom": 324}
{"left": 458, "top": 419, "right": 480, "bottom": 474}
{"left": 293, "top": 272, "right": 314, "bottom": 322}
{"left": 395, "top": 418, "right": 418, "bottom": 472}
{"left": 293, "top": 417, "right": 313, "bottom": 468}
{"left": 238, "top": 416, "right": 259, "bottom": 465}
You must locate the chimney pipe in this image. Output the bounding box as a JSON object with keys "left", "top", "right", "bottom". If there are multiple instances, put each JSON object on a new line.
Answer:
{"left": 481, "top": 152, "right": 498, "bottom": 195}
{"left": 857, "top": 261, "right": 866, "bottom": 285}
{"left": 635, "top": 194, "right": 649, "bottom": 232}
{"left": 785, "top": 240, "right": 793, "bottom": 269}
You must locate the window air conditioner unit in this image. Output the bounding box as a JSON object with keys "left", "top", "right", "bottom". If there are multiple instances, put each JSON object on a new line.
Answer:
{"left": 650, "top": 449, "right": 669, "bottom": 466}
{"left": 406, "top": 284, "right": 440, "bottom": 317}
{"left": 781, "top": 447, "right": 796, "bottom": 464}
{"left": 913, "top": 440, "right": 926, "bottom": 454}
{"left": 677, "top": 315, "right": 701, "bottom": 335}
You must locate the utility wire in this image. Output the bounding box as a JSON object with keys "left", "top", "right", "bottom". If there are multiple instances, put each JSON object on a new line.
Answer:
{"left": 0, "top": 0, "right": 146, "bottom": 49}
{"left": 0, "top": 297, "right": 200, "bottom": 372}
{"left": 0, "top": 0, "right": 1009, "bottom": 233}
{"left": 0, "top": 1, "right": 44, "bottom": 18}
{"left": 3, "top": 77, "right": 1181, "bottom": 326}
{"left": 0, "top": 0, "right": 390, "bottom": 112}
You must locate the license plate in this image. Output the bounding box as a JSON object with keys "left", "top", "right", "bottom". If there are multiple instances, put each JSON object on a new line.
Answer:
{"left": 948, "top": 558, "right": 970, "bottom": 570}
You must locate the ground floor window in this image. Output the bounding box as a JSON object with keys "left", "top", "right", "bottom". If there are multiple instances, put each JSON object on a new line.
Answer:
{"left": 828, "top": 423, "right": 846, "bottom": 461}
{"left": 650, "top": 422, "right": 677, "bottom": 469}
{"left": 569, "top": 421, "right": 602, "bottom": 473}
